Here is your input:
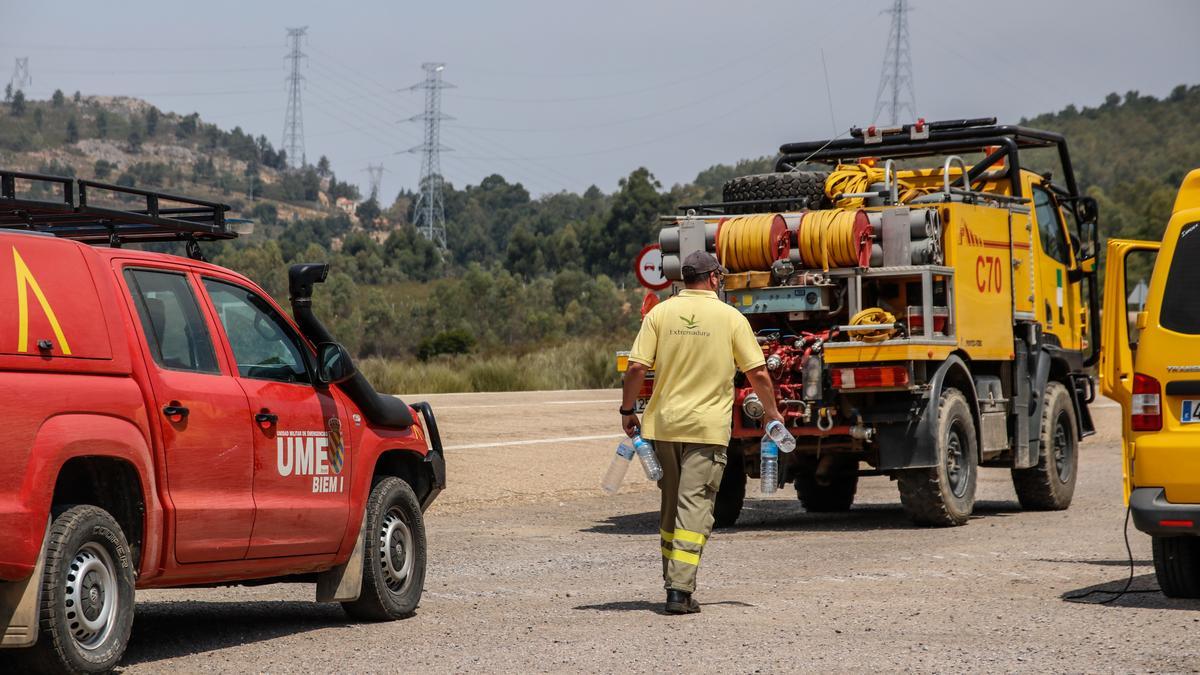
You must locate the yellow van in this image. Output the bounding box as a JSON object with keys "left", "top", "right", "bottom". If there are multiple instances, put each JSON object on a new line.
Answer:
{"left": 1101, "top": 168, "right": 1200, "bottom": 597}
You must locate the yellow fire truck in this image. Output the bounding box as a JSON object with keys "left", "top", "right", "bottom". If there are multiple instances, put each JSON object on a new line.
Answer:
{"left": 629, "top": 118, "right": 1100, "bottom": 527}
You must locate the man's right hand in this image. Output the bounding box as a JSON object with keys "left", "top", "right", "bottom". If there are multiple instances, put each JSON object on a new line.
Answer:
{"left": 622, "top": 413, "right": 640, "bottom": 438}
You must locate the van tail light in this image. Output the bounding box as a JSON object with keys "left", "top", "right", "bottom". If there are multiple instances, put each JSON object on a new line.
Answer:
{"left": 1131, "top": 373, "right": 1162, "bottom": 431}
{"left": 832, "top": 366, "right": 910, "bottom": 389}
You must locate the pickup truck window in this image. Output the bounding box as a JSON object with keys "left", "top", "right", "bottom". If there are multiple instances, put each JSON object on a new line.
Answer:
{"left": 1159, "top": 221, "right": 1200, "bottom": 335}
{"left": 124, "top": 269, "right": 220, "bottom": 374}
{"left": 1033, "top": 186, "right": 1071, "bottom": 265}
{"left": 203, "top": 279, "right": 312, "bottom": 384}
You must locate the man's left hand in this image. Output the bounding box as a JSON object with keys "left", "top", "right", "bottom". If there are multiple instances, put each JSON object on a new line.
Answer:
{"left": 622, "top": 413, "right": 640, "bottom": 437}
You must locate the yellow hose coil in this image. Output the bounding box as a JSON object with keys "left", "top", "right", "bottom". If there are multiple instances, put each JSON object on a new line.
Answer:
{"left": 717, "top": 214, "right": 785, "bottom": 272}
{"left": 825, "top": 163, "right": 931, "bottom": 208}
{"left": 848, "top": 307, "right": 898, "bottom": 343}
{"left": 797, "top": 209, "right": 864, "bottom": 271}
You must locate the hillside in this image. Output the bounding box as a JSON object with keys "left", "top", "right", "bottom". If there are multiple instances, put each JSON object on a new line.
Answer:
{"left": 1, "top": 84, "right": 1197, "bottom": 374}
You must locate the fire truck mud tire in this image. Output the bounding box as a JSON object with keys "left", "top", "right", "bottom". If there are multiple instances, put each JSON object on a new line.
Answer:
{"left": 713, "top": 443, "right": 746, "bottom": 528}
{"left": 795, "top": 457, "right": 859, "bottom": 512}
{"left": 1152, "top": 535, "right": 1200, "bottom": 599}
{"left": 721, "top": 171, "right": 831, "bottom": 214}
{"left": 897, "top": 388, "right": 978, "bottom": 526}
{"left": 342, "top": 476, "right": 427, "bottom": 621}
{"left": 24, "top": 505, "right": 136, "bottom": 675}
{"left": 1011, "top": 381, "right": 1078, "bottom": 510}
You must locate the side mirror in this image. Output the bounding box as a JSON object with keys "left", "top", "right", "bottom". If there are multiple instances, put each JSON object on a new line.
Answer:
{"left": 1078, "top": 221, "right": 1097, "bottom": 260}
{"left": 317, "top": 342, "right": 356, "bottom": 385}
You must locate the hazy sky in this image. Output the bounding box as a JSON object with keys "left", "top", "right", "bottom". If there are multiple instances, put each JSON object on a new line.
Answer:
{"left": 3, "top": 1, "right": 1198, "bottom": 200}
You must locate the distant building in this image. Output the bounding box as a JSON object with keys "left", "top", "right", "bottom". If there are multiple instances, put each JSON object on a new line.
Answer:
{"left": 335, "top": 197, "right": 356, "bottom": 217}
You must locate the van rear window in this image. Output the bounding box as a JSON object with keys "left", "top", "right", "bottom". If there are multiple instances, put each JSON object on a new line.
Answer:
{"left": 1160, "top": 221, "right": 1200, "bottom": 334}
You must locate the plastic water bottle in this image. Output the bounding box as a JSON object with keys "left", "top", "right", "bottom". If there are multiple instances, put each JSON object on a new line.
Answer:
{"left": 632, "top": 434, "right": 663, "bottom": 481}
{"left": 765, "top": 419, "right": 796, "bottom": 454}
{"left": 602, "top": 440, "right": 636, "bottom": 494}
{"left": 760, "top": 438, "right": 779, "bottom": 494}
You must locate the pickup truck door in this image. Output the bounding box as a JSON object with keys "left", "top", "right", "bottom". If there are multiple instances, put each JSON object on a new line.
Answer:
{"left": 1028, "top": 181, "right": 1083, "bottom": 350}
{"left": 199, "top": 277, "right": 350, "bottom": 559}
{"left": 120, "top": 267, "right": 256, "bottom": 563}
{"left": 1099, "top": 239, "right": 1160, "bottom": 501}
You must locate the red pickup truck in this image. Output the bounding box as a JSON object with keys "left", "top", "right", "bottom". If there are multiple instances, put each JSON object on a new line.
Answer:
{"left": 0, "top": 172, "right": 445, "bottom": 673}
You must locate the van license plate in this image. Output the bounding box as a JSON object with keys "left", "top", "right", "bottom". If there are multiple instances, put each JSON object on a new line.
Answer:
{"left": 1183, "top": 400, "right": 1200, "bottom": 423}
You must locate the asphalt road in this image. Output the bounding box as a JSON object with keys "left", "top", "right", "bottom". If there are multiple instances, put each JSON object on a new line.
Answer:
{"left": 118, "top": 390, "right": 1200, "bottom": 673}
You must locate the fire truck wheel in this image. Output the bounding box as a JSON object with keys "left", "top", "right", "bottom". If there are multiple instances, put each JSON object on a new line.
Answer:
{"left": 342, "top": 476, "right": 427, "bottom": 621}
{"left": 713, "top": 443, "right": 746, "bottom": 528}
{"left": 722, "top": 171, "right": 831, "bottom": 214}
{"left": 1011, "top": 381, "right": 1078, "bottom": 510}
{"left": 1152, "top": 535, "right": 1200, "bottom": 599}
{"left": 795, "top": 457, "right": 859, "bottom": 512}
{"left": 898, "top": 388, "right": 978, "bottom": 526}
{"left": 26, "top": 505, "right": 136, "bottom": 674}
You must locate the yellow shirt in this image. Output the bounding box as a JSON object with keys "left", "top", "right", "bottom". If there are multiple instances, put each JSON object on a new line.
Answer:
{"left": 628, "top": 289, "right": 765, "bottom": 445}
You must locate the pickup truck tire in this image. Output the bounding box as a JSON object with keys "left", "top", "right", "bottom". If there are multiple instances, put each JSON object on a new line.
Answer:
{"left": 27, "top": 505, "right": 135, "bottom": 675}
{"left": 1152, "top": 535, "right": 1200, "bottom": 599}
{"left": 721, "top": 171, "right": 831, "bottom": 214}
{"left": 1011, "top": 381, "right": 1078, "bottom": 510}
{"left": 897, "top": 388, "right": 978, "bottom": 526}
{"left": 342, "top": 477, "right": 427, "bottom": 621}
{"left": 795, "top": 457, "right": 858, "bottom": 512}
{"left": 713, "top": 443, "right": 746, "bottom": 528}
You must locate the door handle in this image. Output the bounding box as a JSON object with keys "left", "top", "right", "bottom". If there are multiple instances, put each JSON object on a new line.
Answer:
{"left": 162, "top": 404, "right": 189, "bottom": 422}
{"left": 255, "top": 411, "right": 279, "bottom": 429}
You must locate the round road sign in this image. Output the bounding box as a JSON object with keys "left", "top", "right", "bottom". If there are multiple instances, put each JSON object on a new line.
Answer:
{"left": 634, "top": 244, "right": 670, "bottom": 291}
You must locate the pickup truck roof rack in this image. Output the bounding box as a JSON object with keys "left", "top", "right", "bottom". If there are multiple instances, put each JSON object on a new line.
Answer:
{"left": 0, "top": 170, "right": 236, "bottom": 252}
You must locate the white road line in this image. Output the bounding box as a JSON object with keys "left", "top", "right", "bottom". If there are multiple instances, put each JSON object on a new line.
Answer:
{"left": 445, "top": 433, "right": 625, "bottom": 451}
{"left": 435, "top": 399, "right": 621, "bottom": 411}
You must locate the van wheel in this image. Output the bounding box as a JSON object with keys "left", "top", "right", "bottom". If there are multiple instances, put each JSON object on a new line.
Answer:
{"left": 28, "top": 505, "right": 135, "bottom": 674}
{"left": 1012, "top": 381, "right": 1078, "bottom": 510}
{"left": 342, "top": 477, "right": 427, "bottom": 621}
{"left": 898, "top": 388, "right": 978, "bottom": 526}
{"left": 713, "top": 444, "right": 746, "bottom": 528}
{"left": 1152, "top": 535, "right": 1200, "bottom": 599}
{"left": 796, "top": 457, "right": 859, "bottom": 512}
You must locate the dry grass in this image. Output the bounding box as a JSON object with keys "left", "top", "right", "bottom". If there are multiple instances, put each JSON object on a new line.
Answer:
{"left": 357, "top": 339, "right": 625, "bottom": 396}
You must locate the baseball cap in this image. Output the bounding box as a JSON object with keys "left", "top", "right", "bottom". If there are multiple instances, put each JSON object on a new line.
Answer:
{"left": 680, "top": 250, "right": 727, "bottom": 277}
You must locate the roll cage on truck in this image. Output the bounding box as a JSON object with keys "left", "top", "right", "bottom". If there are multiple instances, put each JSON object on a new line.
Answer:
{"left": 623, "top": 118, "right": 1102, "bottom": 528}
{"left": 0, "top": 171, "right": 445, "bottom": 674}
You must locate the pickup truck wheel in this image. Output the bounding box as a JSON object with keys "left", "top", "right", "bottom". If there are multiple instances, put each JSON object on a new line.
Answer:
{"left": 342, "top": 477, "right": 427, "bottom": 621}
{"left": 1152, "top": 535, "right": 1200, "bottom": 599}
{"left": 898, "top": 388, "right": 978, "bottom": 526}
{"left": 28, "top": 505, "right": 135, "bottom": 674}
{"left": 1011, "top": 381, "right": 1078, "bottom": 510}
{"left": 713, "top": 443, "right": 746, "bottom": 528}
{"left": 795, "top": 457, "right": 859, "bottom": 512}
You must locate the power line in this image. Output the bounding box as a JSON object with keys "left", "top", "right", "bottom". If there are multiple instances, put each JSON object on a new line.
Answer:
{"left": 872, "top": 0, "right": 917, "bottom": 125}
{"left": 282, "top": 27, "right": 307, "bottom": 169}
{"left": 406, "top": 63, "right": 452, "bottom": 250}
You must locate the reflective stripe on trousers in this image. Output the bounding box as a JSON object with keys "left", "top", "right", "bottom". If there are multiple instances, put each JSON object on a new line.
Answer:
{"left": 655, "top": 441, "right": 727, "bottom": 593}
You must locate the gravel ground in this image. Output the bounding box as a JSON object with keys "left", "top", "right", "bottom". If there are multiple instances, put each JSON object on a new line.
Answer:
{"left": 106, "top": 391, "right": 1199, "bottom": 672}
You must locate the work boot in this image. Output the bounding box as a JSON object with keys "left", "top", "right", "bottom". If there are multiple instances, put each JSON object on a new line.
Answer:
{"left": 665, "top": 589, "right": 701, "bottom": 614}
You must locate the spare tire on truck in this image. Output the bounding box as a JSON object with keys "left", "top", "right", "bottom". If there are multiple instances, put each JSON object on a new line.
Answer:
{"left": 721, "top": 171, "right": 831, "bottom": 214}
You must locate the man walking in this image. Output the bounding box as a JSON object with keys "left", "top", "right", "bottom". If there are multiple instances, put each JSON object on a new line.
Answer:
{"left": 620, "top": 250, "right": 784, "bottom": 614}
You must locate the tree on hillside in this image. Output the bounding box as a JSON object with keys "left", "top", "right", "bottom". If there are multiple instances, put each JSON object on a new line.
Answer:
{"left": 66, "top": 117, "right": 80, "bottom": 143}
{"left": 587, "top": 167, "right": 664, "bottom": 276}
{"left": 96, "top": 109, "right": 108, "bottom": 138}
{"left": 316, "top": 155, "right": 331, "bottom": 177}
{"left": 176, "top": 113, "right": 198, "bottom": 138}
{"left": 33, "top": 108, "right": 43, "bottom": 130}
{"left": 356, "top": 197, "right": 381, "bottom": 226}
{"left": 10, "top": 90, "right": 26, "bottom": 116}
{"left": 93, "top": 159, "right": 114, "bottom": 180}
{"left": 145, "top": 107, "right": 159, "bottom": 137}
{"left": 127, "top": 127, "right": 142, "bottom": 153}
{"left": 73, "top": 90, "right": 80, "bottom": 103}
{"left": 51, "top": 89, "right": 64, "bottom": 107}
{"left": 3, "top": 83, "right": 11, "bottom": 102}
